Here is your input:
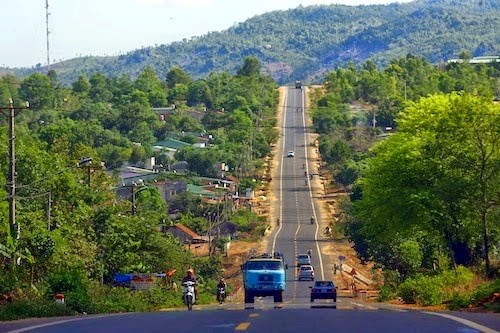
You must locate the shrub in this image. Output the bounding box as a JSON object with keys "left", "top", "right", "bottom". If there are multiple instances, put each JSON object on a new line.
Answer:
{"left": 0, "top": 270, "right": 17, "bottom": 295}
{"left": 46, "top": 269, "right": 93, "bottom": 314}
{"left": 448, "top": 293, "right": 471, "bottom": 310}
{"left": 193, "top": 255, "right": 223, "bottom": 280}
{"left": 47, "top": 269, "right": 89, "bottom": 295}
{"left": 470, "top": 279, "right": 500, "bottom": 312}
{"left": 378, "top": 285, "right": 396, "bottom": 302}
{"left": 398, "top": 240, "right": 423, "bottom": 277}
{"left": 92, "top": 286, "right": 145, "bottom": 313}
{"left": 439, "top": 266, "right": 475, "bottom": 301}
{"left": 65, "top": 289, "right": 95, "bottom": 314}
{"left": 398, "top": 275, "right": 443, "bottom": 306}
{"left": 0, "top": 298, "right": 74, "bottom": 321}
{"left": 398, "top": 279, "right": 418, "bottom": 304}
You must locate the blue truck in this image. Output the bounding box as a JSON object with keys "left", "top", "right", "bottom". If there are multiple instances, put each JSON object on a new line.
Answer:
{"left": 241, "top": 253, "right": 287, "bottom": 303}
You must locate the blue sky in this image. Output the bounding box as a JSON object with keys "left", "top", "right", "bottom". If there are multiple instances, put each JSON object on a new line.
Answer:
{"left": 1, "top": 0, "right": 412, "bottom": 68}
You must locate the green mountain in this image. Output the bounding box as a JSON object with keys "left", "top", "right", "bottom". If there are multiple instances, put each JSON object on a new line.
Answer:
{"left": 2, "top": 0, "right": 498, "bottom": 85}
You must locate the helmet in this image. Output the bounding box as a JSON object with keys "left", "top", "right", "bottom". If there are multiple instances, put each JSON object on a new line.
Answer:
{"left": 219, "top": 278, "right": 225, "bottom": 282}
{"left": 187, "top": 269, "right": 194, "bottom": 275}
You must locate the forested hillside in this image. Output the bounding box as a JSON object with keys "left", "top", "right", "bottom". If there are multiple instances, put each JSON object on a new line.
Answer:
{"left": 2, "top": 0, "right": 498, "bottom": 85}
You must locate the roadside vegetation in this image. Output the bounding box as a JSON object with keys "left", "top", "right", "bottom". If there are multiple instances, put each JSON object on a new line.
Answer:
{"left": 309, "top": 52, "right": 499, "bottom": 311}
{"left": 0, "top": 57, "right": 278, "bottom": 320}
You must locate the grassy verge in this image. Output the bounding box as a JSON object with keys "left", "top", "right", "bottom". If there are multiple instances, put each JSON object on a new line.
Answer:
{"left": 377, "top": 266, "right": 499, "bottom": 312}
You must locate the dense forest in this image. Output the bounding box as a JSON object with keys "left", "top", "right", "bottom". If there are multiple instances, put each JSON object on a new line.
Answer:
{"left": 0, "top": 57, "right": 279, "bottom": 319}
{"left": 1, "top": 0, "right": 499, "bottom": 85}
{"left": 308, "top": 53, "right": 499, "bottom": 308}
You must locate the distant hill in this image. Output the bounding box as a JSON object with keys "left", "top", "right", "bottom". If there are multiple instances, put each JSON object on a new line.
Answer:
{"left": 1, "top": 0, "right": 498, "bottom": 85}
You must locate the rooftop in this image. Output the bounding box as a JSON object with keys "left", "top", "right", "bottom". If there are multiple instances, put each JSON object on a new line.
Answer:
{"left": 153, "top": 138, "right": 191, "bottom": 150}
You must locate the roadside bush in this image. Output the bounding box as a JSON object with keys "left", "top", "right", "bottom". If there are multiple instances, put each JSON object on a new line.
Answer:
{"left": 398, "top": 279, "right": 418, "bottom": 304}
{"left": 0, "top": 270, "right": 17, "bottom": 295}
{"left": 448, "top": 292, "right": 471, "bottom": 310}
{"left": 193, "top": 255, "right": 223, "bottom": 280}
{"left": 470, "top": 279, "right": 500, "bottom": 312}
{"left": 441, "top": 266, "right": 474, "bottom": 289}
{"left": 398, "top": 275, "right": 442, "bottom": 306}
{"left": 46, "top": 269, "right": 93, "bottom": 314}
{"left": 0, "top": 298, "right": 74, "bottom": 321}
{"left": 377, "top": 285, "right": 396, "bottom": 302}
{"left": 471, "top": 279, "right": 499, "bottom": 302}
{"left": 65, "top": 288, "right": 94, "bottom": 314}
{"left": 439, "top": 266, "right": 475, "bottom": 301}
{"left": 92, "top": 285, "right": 148, "bottom": 313}
{"left": 47, "top": 269, "right": 89, "bottom": 295}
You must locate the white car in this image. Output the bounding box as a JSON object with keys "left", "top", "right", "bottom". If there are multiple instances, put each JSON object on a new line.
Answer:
{"left": 287, "top": 151, "right": 295, "bottom": 157}
{"left": 297, "top": 254, "right": 311, "bottom": 266}
{"left": 298, "top": 265, "right": 315, "bottom": 281}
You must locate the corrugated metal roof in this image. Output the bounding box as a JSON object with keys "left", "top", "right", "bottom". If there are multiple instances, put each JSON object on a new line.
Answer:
{"left": 172, "top": 223, "right": 200, "bottom": 238}
{"left": 153, "top": 138, "right": 191, "bottom": 150}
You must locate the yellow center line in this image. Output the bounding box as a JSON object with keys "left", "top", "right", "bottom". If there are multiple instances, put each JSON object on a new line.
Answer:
{"left": 235, "top": 322, "right": 251, "bottom": 331}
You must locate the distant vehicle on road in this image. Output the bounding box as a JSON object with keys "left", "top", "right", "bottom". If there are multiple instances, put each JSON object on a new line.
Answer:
{"left": 298, "top": 265, "right": 315, "bottom": 281}
{"left": 287, "top": 151, "right": 295, "bottom": 157}
{"left": 297, "top": 254, "right": 311, "bottom": 266}
{"left": 310, "top": 280, "right": 337, "bottom": 303}
{"left": 295, "top": 80, "right": 303, "bottom": 89}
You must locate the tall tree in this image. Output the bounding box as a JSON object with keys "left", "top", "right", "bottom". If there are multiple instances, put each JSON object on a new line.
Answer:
{"left": 19, "top": 73, "right": 54, "bottom": 109}
{"left": 237, "top": 57, "right": 261, "bottom": 77}
{"left": 135, "top": 66, "right": 168, "bottom": 107}
{"left": 165, "top": 66, "right": 191, "bottom": 89}
{"left": 352, "top": 93, "right": 499, "bottom": 272}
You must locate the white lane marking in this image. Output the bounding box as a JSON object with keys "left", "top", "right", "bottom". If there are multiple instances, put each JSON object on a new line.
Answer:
{"left": 272, "top": 89, "right": 288, "bottom": 254}
{"left": 5, "top": 314, "right": 128, "bottom": 333}
{"left": 422, "top": 311, "right": 499, "bottom": 333}
{"left": 300, "top": 87, "right": 325, "bottom": 280}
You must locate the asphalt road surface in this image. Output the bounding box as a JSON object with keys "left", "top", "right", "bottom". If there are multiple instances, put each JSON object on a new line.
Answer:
{"left": 1, "top": 307, "right": 498, "bottom": 333}
{"left": 1, "top": 87, "right": 498, "bottom": 333}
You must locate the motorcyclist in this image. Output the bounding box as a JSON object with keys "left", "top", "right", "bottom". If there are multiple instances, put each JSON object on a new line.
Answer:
{"left": 182, "top": 269, "right": 197, "bottom": 302}
{"left": 307, "top": 249, "right": 312, "bottom": 257}
{"left": 217, "top": 278, "right": 227, "bottom": 290}
{"left": 277, "top": 218, "right": 280, "bottom": 225}
{"left": 311, "top": 216, "right": 315, "bottom": 224}
{"left": 217, "top": 278, "right": 227, "bottom": 303}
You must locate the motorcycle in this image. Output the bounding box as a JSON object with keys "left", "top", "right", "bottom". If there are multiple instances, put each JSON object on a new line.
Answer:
{"left": 183, "top": 281, "right": 196, "bottom": 311}
{"left": 310, "top": 217, "right": 315, "bottom": 224}
{"left": 217, "top": 287, "right": 226, "bottom": 304}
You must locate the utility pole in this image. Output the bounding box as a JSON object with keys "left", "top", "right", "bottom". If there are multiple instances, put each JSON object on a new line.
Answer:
{"left": 0, "top": 100, "right": 30, "bottom": 241}
{"left": 46, "top": 0, "right": 51, "bottom": 71}
{"left": 131, "top": 186, "right": 137, "bottom": 215}
{"left": 47, "top": 192, "right": 52, "bottom": 231}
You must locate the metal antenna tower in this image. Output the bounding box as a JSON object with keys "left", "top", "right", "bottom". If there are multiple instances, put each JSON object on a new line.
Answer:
{"left": 46, "top": 0, "right": 50, "bottom": 71}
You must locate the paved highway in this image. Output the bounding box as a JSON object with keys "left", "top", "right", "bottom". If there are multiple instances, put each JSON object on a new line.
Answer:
{"left": 1, "top": 308, "right": 498, "bottom": 333}
{"left": 268, "top": 85, "right": 328, "bottom": 304}
{"left": 1, "top": 86, "right": 498, "bottom": 333}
